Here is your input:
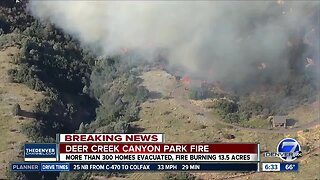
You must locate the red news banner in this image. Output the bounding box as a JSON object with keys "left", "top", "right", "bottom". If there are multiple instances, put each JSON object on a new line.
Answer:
{"left": 58, "top": 134, "right": 259, "bottom": 162}
{"left": 59, "top": 144, "right": 258, "bottom": 162}
{"left": 59, "top": 133, "right": 163, "bottom": 143}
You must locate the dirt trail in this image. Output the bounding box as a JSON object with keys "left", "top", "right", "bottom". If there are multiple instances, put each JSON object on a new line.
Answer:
{"left": 172, "top": 86, "right": 320, "bottom": 134}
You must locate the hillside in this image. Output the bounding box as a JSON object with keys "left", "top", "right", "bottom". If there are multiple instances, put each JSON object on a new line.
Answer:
{"left": 0, "top": 46, "right": 44, "bottom": 178}
{"left": 0, "top": 1, "right": 319, "bottom": 180}
{"left": 129, "top": 69, "right": 320, "bottom": 180}
{"left": 1, "top": 2, "right": 149, "bottom": 179}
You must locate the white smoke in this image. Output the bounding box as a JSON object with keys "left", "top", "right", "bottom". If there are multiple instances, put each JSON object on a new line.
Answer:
{"left": 28, "top": 1, "right": 319, "bottom": 83}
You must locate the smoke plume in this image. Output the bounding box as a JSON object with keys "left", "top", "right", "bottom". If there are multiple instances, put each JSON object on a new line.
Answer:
{"left": 28, "top": 1, "right": 319, "bottom": 86}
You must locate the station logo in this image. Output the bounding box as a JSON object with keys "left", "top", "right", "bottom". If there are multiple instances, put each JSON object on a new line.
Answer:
{"left": 264, "top": 138, "right": 302, "bottom": 162}
{"left": 277, "top": 138, "right": 302, "bottom": 161}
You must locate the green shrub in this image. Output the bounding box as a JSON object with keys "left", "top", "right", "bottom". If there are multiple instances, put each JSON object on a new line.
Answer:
{"left": 189, "top": 87, "right": 209, "bottom": 100}
{"left": 224, "top": 113, "right": 240, "bottom": 123}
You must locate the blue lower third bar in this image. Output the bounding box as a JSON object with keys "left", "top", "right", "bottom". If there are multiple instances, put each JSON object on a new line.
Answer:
{"left": 280, "top": 163, "right": 299, "bottom": 172}
{"left": 11, "top": 163, "right": 40, "bottom": 172}
{"left": 69, "top": 163, "right": 258, "bottom": 171}
{"left": 41, "top": 163, "right": 70, "bottom": 172}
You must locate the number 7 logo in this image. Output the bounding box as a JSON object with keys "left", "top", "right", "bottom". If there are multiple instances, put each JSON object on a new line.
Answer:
{"left": 281, "top": 141, "right": 298, "bottom": 161}
{"left": 277, "top": 138, "right": 301, "bottom": 162}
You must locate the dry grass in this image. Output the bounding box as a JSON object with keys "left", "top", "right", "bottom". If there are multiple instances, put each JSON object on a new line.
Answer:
{"left": 140, "top": 70, "right": 177, "bottom": 98}
{"left": 239, "top": 117, "right": 271, "bottom": 129}
{"left": 297, "top": 125, "right": 320, "bottom": 151}
{"left": 130, "top": 70, "right": 320, "bottom": 180}
{"left": 136, "top": 97, "right": 319, "bottom": 180}
{"left": 0, "top": 47, "right": 44, "bottom": 178}
{"left": 287, "top": 99, "right": 320, "bottom": 126}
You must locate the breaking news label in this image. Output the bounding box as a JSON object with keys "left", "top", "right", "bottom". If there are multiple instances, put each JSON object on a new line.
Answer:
{"left": 264, "top": 138, "right": 302, "bottom": 162}
{"left": 58, "top": 133, "right": 164, "bottom": 143}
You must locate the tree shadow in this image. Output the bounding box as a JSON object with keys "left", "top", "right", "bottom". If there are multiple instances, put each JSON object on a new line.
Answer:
{"left": 148, "top": 91, "right": 162, "bottom": 99}
{"left": 286, "top": 118, "right": 297, "bottom": 127}
{"left": 19, "top": 110, "right": 36, "bottom": 119}
{"left": 129, "top": 124, "right": 145, "bottom": 133}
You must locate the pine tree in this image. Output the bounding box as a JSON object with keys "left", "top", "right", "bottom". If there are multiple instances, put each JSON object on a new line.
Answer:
{"left": 12, "top": 103, "right": 21, "bottom": 116}
{"left": 78, "top": 122, "right": 85, "bottom": 133}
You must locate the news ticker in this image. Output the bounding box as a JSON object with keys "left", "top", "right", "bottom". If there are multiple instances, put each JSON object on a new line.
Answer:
{"left": 11, "top": 162, "right": 298, "bottom": 172}
{"left": 11, "top": 163, "right": 258, "bottom": 172}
